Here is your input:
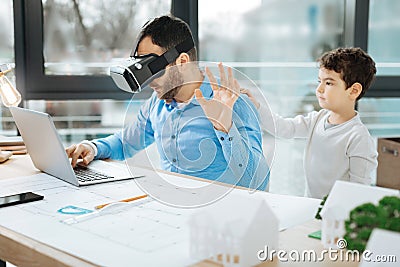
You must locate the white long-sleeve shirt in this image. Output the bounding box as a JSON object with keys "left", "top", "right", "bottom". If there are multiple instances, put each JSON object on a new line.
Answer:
{"left": 259, "top": 107, "right": 378, "bottom": 198}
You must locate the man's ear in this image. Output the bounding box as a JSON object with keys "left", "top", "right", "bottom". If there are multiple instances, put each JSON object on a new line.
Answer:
{"left": 175, "top": 52, "right": 190, "bottom": 66}
{"left": 348, "top": 82, "right": 362, "bottom": 100}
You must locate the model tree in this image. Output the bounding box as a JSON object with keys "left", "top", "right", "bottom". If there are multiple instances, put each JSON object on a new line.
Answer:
{"left": 344, "top": 196, "right": 400, "bottom": 252}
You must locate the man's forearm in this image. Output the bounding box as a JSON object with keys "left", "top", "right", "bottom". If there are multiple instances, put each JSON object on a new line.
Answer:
{"left": 216, "top": 123, "right": 269, "bottom": 190}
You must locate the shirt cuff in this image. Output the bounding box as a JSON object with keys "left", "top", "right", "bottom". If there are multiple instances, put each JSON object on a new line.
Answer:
{"left": 80, "top": 140, "right": 98, "bottom": 157}
{"left": 214, "top": 123, "right": 240, "bottom": 144}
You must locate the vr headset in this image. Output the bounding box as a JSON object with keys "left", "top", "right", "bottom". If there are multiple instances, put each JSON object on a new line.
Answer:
{"left": 110, "top": 38, "right": 194, "bottom": 93}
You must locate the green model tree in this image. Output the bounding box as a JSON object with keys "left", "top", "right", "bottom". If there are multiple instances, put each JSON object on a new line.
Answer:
{"left": 314, "top": 194, "right": 328, "bottom": 220}
{"left": 344, "top": 196, "right": 400, "bottom": 252}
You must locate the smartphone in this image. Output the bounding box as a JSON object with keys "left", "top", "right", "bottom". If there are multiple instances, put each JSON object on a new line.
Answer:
{"left": 0, "top": 192, "right": 44, "bottom": 208}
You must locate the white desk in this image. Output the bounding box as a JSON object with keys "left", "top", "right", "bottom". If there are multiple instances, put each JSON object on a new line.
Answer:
{"left": 0, "top": 155, "right": 356, "bottom": 267}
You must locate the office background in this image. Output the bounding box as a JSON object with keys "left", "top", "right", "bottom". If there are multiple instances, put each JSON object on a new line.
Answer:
{"left": 1, "top": 0, "right": 399, "bottom": 196}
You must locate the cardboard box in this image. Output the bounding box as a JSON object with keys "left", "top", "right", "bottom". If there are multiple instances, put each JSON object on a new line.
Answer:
{"left": 377, "top": 138, "right": 400, "bottom": 190}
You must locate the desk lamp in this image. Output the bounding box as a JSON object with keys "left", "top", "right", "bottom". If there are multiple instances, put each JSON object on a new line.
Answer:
{"left": 0, "top": 63, "right": 21, "bottom": 107}
{"left": 0, "top": 63, "right": 21, "bottom": 162}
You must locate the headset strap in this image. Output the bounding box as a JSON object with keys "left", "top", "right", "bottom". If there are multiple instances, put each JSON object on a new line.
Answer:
{"left": 148, "top": 38, "right": 195, "bottom": 74}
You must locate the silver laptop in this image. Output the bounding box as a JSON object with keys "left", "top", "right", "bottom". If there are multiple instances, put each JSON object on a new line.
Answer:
{"left": 10, "top": 106, "right": 142, "bottom": 186}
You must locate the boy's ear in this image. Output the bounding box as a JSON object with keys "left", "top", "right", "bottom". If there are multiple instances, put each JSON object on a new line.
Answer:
{"left": 348, "top": 82, "right": 362, "bottom": 100}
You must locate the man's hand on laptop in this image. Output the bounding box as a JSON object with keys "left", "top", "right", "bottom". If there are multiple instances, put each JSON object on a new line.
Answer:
{"left": 65, "top": 141, "right": 96, "bottom": 168}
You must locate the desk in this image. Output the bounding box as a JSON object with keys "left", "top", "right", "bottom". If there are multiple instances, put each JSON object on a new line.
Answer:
{"left": 1, "top": 155, "right": 96, "bottom": 267}
{"left": 0, "top": 154, "right": 40, "bottom": 180}
{"left": 0, "top": 155, "right": 357, "bottom": 267}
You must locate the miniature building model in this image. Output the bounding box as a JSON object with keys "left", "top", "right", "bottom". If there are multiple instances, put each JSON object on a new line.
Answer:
{"left": 320, "top": 181, "right": 399, "bottom": 249}
{"left": 189, "top": 195, "right": 279, "bottom": 266}
{"left": 360, "top": 229, "right": 400, "bottom": 267}
{"left": 320, "top": 205, "right": 347, "bottom": 249}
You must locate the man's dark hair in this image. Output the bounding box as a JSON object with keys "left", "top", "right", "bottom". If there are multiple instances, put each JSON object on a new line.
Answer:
{"left": 318, "top": 47, "right": 376, "bottom": 100}
{"left": 137, "top": 15, "right": 197, "bottom": 61}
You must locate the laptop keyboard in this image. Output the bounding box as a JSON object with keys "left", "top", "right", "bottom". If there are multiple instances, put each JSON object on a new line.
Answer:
{"left": 74, "top": 165, "right": 114, "bottom": 183}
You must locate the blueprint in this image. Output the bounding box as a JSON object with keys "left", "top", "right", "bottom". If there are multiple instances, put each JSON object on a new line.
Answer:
{"left": 0, "top": 168, "right": 320, "bottom": 266}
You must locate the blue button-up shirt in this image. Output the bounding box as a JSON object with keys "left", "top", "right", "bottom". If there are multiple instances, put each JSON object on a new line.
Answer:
{"left": 93, "top": 79, "right": 269, "bottom": 190}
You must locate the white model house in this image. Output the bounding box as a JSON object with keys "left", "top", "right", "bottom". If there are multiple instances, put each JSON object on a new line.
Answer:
{"left": 360, "top": 229, "right": 400, "bottom": 267}
{"left": 189, "top": 195, "right": 279, "bottom": 266}
{"left": 320, "top": 181, "right": 399, "bottom": 249}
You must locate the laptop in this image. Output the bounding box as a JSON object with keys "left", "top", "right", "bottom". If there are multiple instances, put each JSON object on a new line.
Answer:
{"left": 10, "top": 106, "right": 143, "bottom": 186}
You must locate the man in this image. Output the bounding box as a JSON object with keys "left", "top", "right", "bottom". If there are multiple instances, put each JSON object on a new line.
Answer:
{"left": 66, "top": 15, "right": 269, "bottom": 190}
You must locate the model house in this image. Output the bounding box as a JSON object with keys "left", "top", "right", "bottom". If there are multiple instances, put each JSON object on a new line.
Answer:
{"left": 189, "top": 196, "right": 279, "bottom": 266}
{"left": 320, "top": 181, "right": 399, "bottom": 249}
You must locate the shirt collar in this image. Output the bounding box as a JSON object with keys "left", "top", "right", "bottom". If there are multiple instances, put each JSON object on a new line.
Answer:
{"left": 165, "top": 99, "right": 178, "bottom": 110}
{"left": 164, "top": 74, "right": 213, "bottom": 109}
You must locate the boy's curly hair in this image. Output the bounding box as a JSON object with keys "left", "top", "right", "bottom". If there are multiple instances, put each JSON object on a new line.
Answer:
{"left": 318, "top": 47, "right": 376, "bottom": 100}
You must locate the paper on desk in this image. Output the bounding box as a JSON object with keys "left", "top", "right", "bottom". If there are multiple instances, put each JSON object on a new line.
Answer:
{"left": 0, "top": 170, "right": 320, "bottom": 267}
{"left": 0, "top": 172, "right": 193, "bottom": 266}
{"left": 260, "top": 192, "right": 321, "bottom": 230}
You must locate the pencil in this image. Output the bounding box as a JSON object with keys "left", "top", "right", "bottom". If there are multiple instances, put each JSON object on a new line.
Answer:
{"left": 95, "top": 194, "right": 148, "bottom": 210}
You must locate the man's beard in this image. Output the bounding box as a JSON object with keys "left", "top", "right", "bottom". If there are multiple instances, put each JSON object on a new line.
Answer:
{"left": 159, "top": 66, "right": 184, "bottom": 101}
{"left": 159, "top": 86, "right": 181, "bottom": 101}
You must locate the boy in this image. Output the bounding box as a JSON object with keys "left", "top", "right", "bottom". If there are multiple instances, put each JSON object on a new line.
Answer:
{"left": 243, "top": 47, "right": 378, "bottom": 198}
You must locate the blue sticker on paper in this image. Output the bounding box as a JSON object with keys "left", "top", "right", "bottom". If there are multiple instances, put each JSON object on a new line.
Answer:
{"left": 57, "top": 205, "right": 93, "bottom": 215}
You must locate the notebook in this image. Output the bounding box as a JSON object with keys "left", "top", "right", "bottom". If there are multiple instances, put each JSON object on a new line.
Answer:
{"left": 10, "top": 106, "right": 143, "bottom": 186}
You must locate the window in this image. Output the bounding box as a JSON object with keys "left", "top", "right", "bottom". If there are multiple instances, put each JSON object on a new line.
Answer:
{"left": 364, "top": 0, "right": 400, "bottom": 96}
{"left": 199, "top": 0, "right": 345, "bottom": 117}
{"left": 7, "top": 0, "right": 171, "bottom": 143}
{"left": 23, "top": 99, "right": 145, "bottom": 145}
{"left": 358, "top": 0, "right": 400, "bottom": 137}
{"left": 199, "top": 0, "right": 346, "bottom": 195}
{"left": 0, "top": 0, "right": 15, "bottom": 135}
{"left": 0, "top": 1, "right": 14, "bottom": 64}
{"left": 42, "top": 0, "right": 170, "bottom": 76}
{"left": 17, "top": 0, "right": 171, "bottom": 100}
{"left": 4, "top": 0, "right": 400, "bottom": 195}
{"left": 368, "top": 0, "right": 400, "bottom": 76}
{"left": 199, "top": 0, "right": 344, "bottom": 62}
